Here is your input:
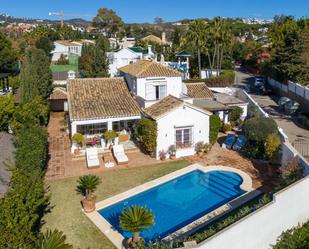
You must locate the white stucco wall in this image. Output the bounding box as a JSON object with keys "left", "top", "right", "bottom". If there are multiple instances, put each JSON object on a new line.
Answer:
{"left": 108, "top": 49, "right": 141, "bottom": 77}
{"left": 193, "top": 174, "right": 309, "bottom": 249}
{"left": 155, "top": 105, "right": 210, "bottom": 159}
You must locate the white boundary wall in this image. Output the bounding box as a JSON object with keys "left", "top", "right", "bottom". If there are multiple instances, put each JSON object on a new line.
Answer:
{"left": 268, "top": 78, "right": 309, "bottom": 102}
{"left": 180, "top": 88, "right": 309, "bottom": 249}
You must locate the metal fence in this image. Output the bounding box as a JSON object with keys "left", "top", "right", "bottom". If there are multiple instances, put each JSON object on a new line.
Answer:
{"left": 293, "top": 140, "right": 309, "bottom": 159}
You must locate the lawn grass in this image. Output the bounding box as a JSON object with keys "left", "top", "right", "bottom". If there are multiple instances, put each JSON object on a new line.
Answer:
{"left": 49, "top": 64, "right": 78, "bottom": 72}
{"left": 43, "top": 160, "right": 190, "bottom": 249}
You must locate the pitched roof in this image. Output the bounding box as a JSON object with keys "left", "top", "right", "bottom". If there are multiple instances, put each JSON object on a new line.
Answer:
{"left": 143, "top": 95, "right": 211, "bottom": 120}
{"left": 143, "top": 95, "right": 184, "bottom": 120}
{"left": 142, "top": 35, "right": 169, "bottom": 45}
{"left": 176, "top": 50, "right": 192, "bottom": 57}
{"left": 119, "top": 60, "right": 183, "bottom": 78}
{"left": 55, "top": 40, "right": 82, "bottom": 46}
{"left": 185, "top": 82, "right": 214, "bottom": 99}
{"left": 67, "top": 77, "right": 141, "bottom": 121}
{"left": 49, "top": 87, "right": 67, "bottom": 100}
{"left": 214, "top": 93, "right": 246, "bottom": 105}
{"left": 129, "top": 46, "right": 148, "bottom": 54}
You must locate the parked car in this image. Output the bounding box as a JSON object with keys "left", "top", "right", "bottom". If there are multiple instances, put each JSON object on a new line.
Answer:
{"left": 222, "top": 134, "right": 237, "bottom": 149}
{"left": 254, "top": 76, "right": 265, "bottom": 87}
{"left": 232, "top": 135, "right": 247, "bottom": 151}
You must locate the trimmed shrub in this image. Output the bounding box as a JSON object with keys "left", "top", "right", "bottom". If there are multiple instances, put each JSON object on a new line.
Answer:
{"left": 222, "top": 123, "right": 232, "bottom": 133}
{"left": 209, "top": 115, "right": 222, "bottom": 145}
{"left": 184, "top": 70, "right": 235, "bottom": 87}
{"left": 135, "top": 118, "right": 157, "bottom": 154}
{"left": 274, "top": 220, "right": 309, "bottom": 249}
{"left": 71, "top": 132, "right": 84, "bottom": 147}
{"left": 242, "top": 117, "right": 278, "bottom": 143}
{"left": 265, "top": 133, "right": 281, "bottom": 162}
{"left": 229, "top": 106, "right": 243, "bottom": 123}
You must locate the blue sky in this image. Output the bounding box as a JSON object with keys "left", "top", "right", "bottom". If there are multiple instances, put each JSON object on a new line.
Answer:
{"left": 1, "top": 0, "right": 309, "bottom": 23}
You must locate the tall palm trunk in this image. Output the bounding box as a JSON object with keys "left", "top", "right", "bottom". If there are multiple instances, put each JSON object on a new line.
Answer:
{"left": 197, "top": 47, "right": 202, "bottom": 78}
{"left": 133, "top": 232, "right": 140, "bottom": 243}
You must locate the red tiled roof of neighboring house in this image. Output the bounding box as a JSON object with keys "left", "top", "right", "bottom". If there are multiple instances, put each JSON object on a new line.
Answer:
{"left": 119, "top": 60, "right": 182, "bottom": 78}
{"left": 49, "top": 87, "right": 67, "bottom": 100}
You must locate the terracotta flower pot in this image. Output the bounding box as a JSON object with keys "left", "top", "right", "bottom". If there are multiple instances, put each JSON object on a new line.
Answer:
{"left": 170, "top": 154, "right": 176, "bottom": 160}
{"left": 81, "top": 196, "right": 96, "bottom": 213}
{"left": 197, "top": 151, "right": 204, "bottom": 157}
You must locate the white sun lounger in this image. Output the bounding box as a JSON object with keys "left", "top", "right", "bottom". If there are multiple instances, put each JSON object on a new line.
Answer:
{"left": 86, "top": 147, "right": 100, "bottom": 168}
{"left": 112, "top": 145, "right": 129, "bottom": 165}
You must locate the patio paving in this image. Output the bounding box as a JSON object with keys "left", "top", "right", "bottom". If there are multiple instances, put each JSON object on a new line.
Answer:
{"left": 47, "top": 112, "right": 165, "bottom": 180}
{"left": 186, "top": 136, "right": 279, "bottom": 191}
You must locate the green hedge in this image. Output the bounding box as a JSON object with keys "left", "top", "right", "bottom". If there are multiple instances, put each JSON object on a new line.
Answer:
{"left": 134, "top": 118, "right": 157, "bottom": 155}
{"left": 209, "top": 115, "right": 222, "bottom": 145}
{"left": 0, "top": 125, "right": 49, "bottom": 248}
{"left": 184, "top": 70, "right": 235, "bottom": 87}
{"left": 173, "top": 194, "right": 271, "bottom": 248}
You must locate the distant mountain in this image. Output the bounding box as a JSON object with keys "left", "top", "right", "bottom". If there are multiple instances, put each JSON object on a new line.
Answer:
{"left": 0, "top": 14, "right": 91, "bottom": 27}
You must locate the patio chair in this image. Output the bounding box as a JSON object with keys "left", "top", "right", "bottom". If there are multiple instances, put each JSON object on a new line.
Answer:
{"left": 112, "top": 145, "right": 129, "bottom": 165}
{"left": 86, "top": 147, "right": 100, "bottom": 168}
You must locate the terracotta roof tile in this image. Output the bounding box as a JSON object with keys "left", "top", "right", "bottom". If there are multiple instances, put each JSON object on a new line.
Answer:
{"left": 185, "top": 82, "right": 214, "bottom": 99}
{"left": 49, "top": 87, "right": 67, "bottom": 100}
{"left": 119, "top": 60, "right": 183, "bottom": 78}
{"left": 67, "top": 77, "right": 141, "bottom": 121}
{"left": 143, "top": 95, "right": 184, "bottom": 120}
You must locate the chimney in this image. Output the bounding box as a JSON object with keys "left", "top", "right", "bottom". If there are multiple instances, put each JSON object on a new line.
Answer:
{"left": 148, "top": 45, "right": 152, "bottom": 55}
{"left": 162, "top": 32, "right": 166, "bottom": 44}
{"left": 68, "top": 70, "right": 76, "bottom": 80}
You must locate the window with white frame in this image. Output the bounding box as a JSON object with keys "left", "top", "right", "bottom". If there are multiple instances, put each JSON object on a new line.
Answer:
{"left": 145, "top": 83, "right": 167, "bottom": 100}
{"left": 175, "top": 127, "right": 193, "bottom": 149}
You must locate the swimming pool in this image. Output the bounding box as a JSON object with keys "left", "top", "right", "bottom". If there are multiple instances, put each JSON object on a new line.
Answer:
{"left": 98, "top": 169, "right": 246, "bottom": 241}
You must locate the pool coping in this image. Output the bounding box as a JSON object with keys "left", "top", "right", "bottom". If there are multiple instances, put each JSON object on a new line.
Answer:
{"left": 84, "top": 164, "right": 254, "bottom": 249}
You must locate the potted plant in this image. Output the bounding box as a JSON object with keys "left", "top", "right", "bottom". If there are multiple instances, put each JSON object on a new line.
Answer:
{"left": 222, "top": 123, "right": 232, "bottom": 134}
{"left": 119, "top": 205, "right": 155, "bottom": 249}
{"left": 76, "top": 174, "right": 101, "bottom": 213}
{"left": 71, "top": 132, "right": 84, "bottom": 155}
{"left": 195, "top": 141, "right": 205, "bottom": 157}
{"left": 203, "top": 143, "right": 212, "bottom": 154}
{"left": 158, "top": 150, "right": 167, "bottom": 161}
{"left": 103, "top": 130, "right": 118, "bottom": 149}
{"left": 168, "top": 145, "right": 176, "bottom": 160}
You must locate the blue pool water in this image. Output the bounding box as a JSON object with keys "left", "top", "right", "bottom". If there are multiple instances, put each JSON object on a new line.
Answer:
{"left": 99, "top": 170, "right": 245, "bottom": 241}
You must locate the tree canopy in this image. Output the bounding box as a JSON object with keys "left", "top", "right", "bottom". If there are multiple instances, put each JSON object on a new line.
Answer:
{"left": 92, "top": 8, "right": 124, "bottom": 38}
{"left": 0, "top": 32, "right": 18, "bottom": 73}
{"left": 79, "top": 36, "right": 109, "bottom": 78}
{"left": 19, "top": 48, "right": 52, "bottom": 103}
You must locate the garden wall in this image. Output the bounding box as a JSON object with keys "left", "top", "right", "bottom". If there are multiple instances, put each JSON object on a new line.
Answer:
{"left": 268, "top": 78, "right": 309, "bottom": 114}
{"left": 190, "top": 172, "right": 309, "bottom": 249}
{"left": 180, "top": 88, "right": 309, "bottom": 249}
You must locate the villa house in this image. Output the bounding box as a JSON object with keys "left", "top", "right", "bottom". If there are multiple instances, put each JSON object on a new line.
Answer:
{"left": 142, "top": 32, "right": 171, "bottom": 46}
{"left": 144, "top": 95, "right": 211, "bottom": 159}
{"left": 51, "top": 39, "right": 95, "bottom": 62}
{"left": 119, "top": 60, "right": 191, "bottom": 108}
{"left": 107, "top": 46, "right": 156, "bottom": 77}
{"left": 66, "top": 61, "right": 212, "bottom": 159}
{"left": 67, "top": 77, "right": 141, "bottom": 153}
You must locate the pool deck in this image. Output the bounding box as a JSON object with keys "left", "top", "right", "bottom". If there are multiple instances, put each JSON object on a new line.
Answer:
{"left": 85, "top": 164, "right": 254, "bottom": 249}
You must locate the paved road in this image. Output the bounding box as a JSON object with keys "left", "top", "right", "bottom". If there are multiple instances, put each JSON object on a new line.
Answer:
{"left": 235, "top": 68, "right": 309, "bottom": 145}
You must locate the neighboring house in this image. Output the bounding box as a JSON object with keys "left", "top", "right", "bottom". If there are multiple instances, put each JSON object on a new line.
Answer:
{"left": 108, "top": 46, "right": 156, "bottom": 77}
{"left": 49, "top": 87, "right": 68, "bottom": 112}
{"left": 52, "top": 70, "right": 77, "bottom": 85}
{"left": 109, "top": 37, "right": 136, "bottom": 50}
{"left": 186, "top": 82, "right": 230, "bottom": 123}
{"left": 161, "top": 50, "right": 191, "bottom": 79}
{"left": 214, "top": 92, "right": 248, "bottom": 120}
{"left": 142, "top": 32, "right": 171, "bottom": 46}
{"left": 119, "top": 60, "right": 191, "bottom": 108}
{"left": 144, "top": 95, "right": 211, "bottom": 159}
{"left": 51, "top": 39, "right": 95, "bottom": 62}
{"left": 67, "top": 77, "right": 141, "bottom": 153}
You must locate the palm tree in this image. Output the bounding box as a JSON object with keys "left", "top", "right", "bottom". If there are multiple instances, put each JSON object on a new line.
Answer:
{"left": 184, "top": 19, "right": 207, "bottom": 78}
{"left": 76, "top": 174, "right": 101, "bottom": 201}
{"left": 36, "top": 229, "right": 73, "bottom": 249}
{"left": 119, "top": 205, "right": 155, "bottom": 244}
